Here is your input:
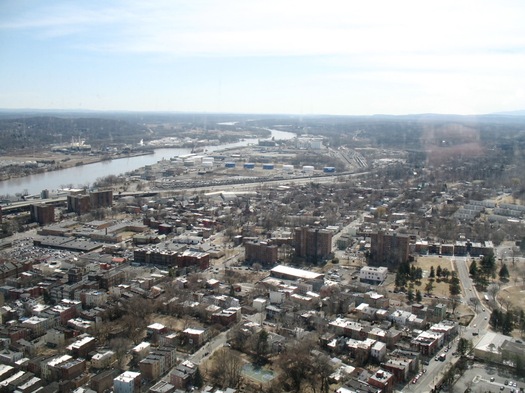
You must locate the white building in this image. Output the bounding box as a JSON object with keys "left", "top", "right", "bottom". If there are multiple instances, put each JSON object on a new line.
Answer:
{"left": 371, "top": 341, "right": 387, "bottom": 361}
{"left": 114, "top": 371, "right": 141, "bottom": 393}
{"left": 359, "top": 266, "right": 388, "bottom": 285}
{"left": 91, "top": 350, "right": 116, "bottom": 369}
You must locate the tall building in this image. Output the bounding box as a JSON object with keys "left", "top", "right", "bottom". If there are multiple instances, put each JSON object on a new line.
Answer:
{"left": 91, "top": 190, "right": 113, "bottom": 209}
{"left": 67, "top": 194, "right": 91, "bottom": 215}
{"left": 67, "top": 190, "right": 113, "bottom": 215}
{"left": 294, "top": 227, "right": 333, "bottom": 264}
{"left": 369, "top": 231, "right": 410, "bottom": 270}
{"left": 30, "top": 204, "right": 55, "bottom": 226}
{"left": 245, "top": 241, "right": 278, "bottom": 267}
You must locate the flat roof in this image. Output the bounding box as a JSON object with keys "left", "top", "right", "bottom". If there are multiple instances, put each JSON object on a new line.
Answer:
{"left": 270, "top": 265, "right": 324, "bottom": 280}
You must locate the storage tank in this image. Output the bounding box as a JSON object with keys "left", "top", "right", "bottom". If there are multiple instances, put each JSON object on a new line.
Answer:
{"left": 323, "top": 166, "right": 336, "bottom": 173}
{"left": 243, "top": 163, "right": 255, "bottom": 169}
{"left": 302, "top": 165, "right": 314, "bottom": 174}
{"left": 282, "top": 164, "right": 294, "bottom": 173}
{"left": 262, "top": 164, "right": 274, "bottom": 170}
{"left": 225, "top": 162, "right": 236, "bottom": 168}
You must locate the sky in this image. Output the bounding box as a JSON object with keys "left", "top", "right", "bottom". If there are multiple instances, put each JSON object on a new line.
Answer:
{"left": 1, "top": 0, "right": 525, "bottom": 116}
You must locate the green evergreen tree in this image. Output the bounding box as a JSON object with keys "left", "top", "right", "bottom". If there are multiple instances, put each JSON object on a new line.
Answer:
{"left": 407, "top": 289, "right": 414, "bottom": 303}
{"left": 502, "top": 311, "right": 514, "bottom": 335}
{"left": 415, "top": 290, "right": 422, "bottom": 303}
{"left": 436, "top": 265, "right": 443, "bottom": 277}
{"left": 193, "top": 367, "right": 204, "bottom": 388}
{"left": 429, "top": 266, "right": 435, "bottom": 278}
{"left": 469, "top": 260, "right": 478, "bottom": 277}
{"left": 499, "top": 264, "right": 510, "bottom": 280}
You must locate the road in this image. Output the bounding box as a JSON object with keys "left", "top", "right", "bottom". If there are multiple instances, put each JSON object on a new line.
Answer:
{"left": 189, "top": 331, "right": 229, "bottom": 365}
{"left": 405, "top": 256, "right": 492, "bottom": 393}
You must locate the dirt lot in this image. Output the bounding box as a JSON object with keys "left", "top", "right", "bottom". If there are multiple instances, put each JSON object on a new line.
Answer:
{"left": 384, "top": 255, "right": 454, "bottom": 299}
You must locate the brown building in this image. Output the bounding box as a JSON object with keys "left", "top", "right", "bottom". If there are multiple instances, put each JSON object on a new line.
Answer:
{"left": 90, "top": 190, "right": 113, "bottom": 209}
{"left": 67, "top": 190, "right": 113, "bottom": 215}
{"left": 368, "top": 369, "right": 394, "bottom": 393}
{"left": 294, "top": 227, "right": 333, "bottom": 264}
{"left": 91, "top": 370, "right": 117, "bottom": 393}
{"left": 30, "top": 204, "right": 55, "bottom": 226}
{"left": 369, "top": 231, "right": 410, "bottom": 270}
{"left": 245, "top": 241, "right": 278, "bottom": 267}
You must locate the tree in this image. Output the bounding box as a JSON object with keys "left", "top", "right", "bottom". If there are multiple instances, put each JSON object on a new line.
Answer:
{"left": 449, "top": 272, "right": 461, "bottom": 297}
{"left": 254, "top": 329, "right": 269, "bottom": 364}
{"left": 480, "top": 253, "right": 496, "bottom": 279}
{"left": 193, "top": 367, "right": 204, "bottom": 389}
{"left": 502, "top": 311, "right": 514, "bottom": 335}
{"left": 469, "top": 259, "right": 478, "bottom": 277}
{"left": 210, "top": 348, "right": 243, "bottom": 388}
{"left": 429, "top": 266, "right": 435, "bottom": 278}
{"left": 499, "top": 264, "right": 510, "bottom": 280}
{"left": 457, "top": 337, "right": 472, "bottom": 356}
{"left": 407, "top": 289, "right": 414, "bottom": 303}
{"left": 436, "top": 265, "right": 443, "bottom": 277}
{"left": 425, "top": 280, "right": 434, "bottom": 295}
{"left": 415, "top": 290, "right": 423, "bottom": 303}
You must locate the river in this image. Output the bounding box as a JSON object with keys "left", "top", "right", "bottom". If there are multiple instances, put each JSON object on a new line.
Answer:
{"left": 0, "top": 129, "right": 295, "bottom": 197}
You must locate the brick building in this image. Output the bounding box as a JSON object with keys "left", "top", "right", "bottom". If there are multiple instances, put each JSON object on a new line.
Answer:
{"left": 245, "top": 241, "right": 278, "bottom": 267}
{"left": 294, "top": 227, "right": 333, "bottom": 264}
{"left": 369, "top": 231, "right": 410, "bottom": 270}
{"left": 30, "top": 204, "right": 55, "bottom": 226}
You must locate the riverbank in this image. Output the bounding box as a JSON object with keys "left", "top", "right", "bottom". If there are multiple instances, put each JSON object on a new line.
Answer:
{"left": 0, "top": 128, "right": 296, "bottom": 197}
{"left": 0, "top": 150, "right": 154, "bottom": 183}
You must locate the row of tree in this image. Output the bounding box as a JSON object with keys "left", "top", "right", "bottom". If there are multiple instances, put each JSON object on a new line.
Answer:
{"left": 489, "top": 308, "right": 525, "bottom": 336}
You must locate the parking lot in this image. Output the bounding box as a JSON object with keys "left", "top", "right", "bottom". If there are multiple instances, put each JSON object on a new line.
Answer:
{"left": 452, "top": 362, "right": 524, "bottom": 393}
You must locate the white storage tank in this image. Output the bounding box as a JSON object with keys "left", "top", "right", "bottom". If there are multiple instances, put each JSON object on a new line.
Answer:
{"left": 302, "top": 165, "right": 314, "bottom": 174}
{"left": 282, "top": 164, "right": 294, "bottom": 173}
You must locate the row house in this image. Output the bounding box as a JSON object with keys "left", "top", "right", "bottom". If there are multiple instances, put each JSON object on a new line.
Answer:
{"left": 410, "top": 330, "right": 444, "bottom": 355}
{"left": 347, "top": 338, "right": 376, "bottom": 366}
{"left": 355, "top": 291, "right": 390, "bottom": 309}
{"left": 169, "top": 360, "right": 198, "bottom": 390}
{"left": 368, "top": 369, "right": 395, "bottom": 393}
{"left": 429, "top": 321, "right": 458, "bottom": 345}
{"left": 381, "top": 357, "right": 413, "bottom": 383}
{"left": 139, "top": 346, "right": 177, "bottom": 381}
{"left": 50, "top": 304, "right": 78, "bottom": 325}
{"left": 80, "top": 290, "right": 108, "bottom": 308}
{"left": 91, "top": 370, "right": 116, "bottom": 393}
{"left": 67, "top": 335, "right": 96, "bottom": 358}
{"left": 91, "top": 350, "right": 116, "bottom": 369}
{"left": 211, "top": 307, "right": 241, "bottom": 327}
{"left": 40, "top": 354, "right": 73, "bottom": 381}
{"left": 329, "top": 319, "right": 368, "bottom": 340}
{"left": 22, "top": 316, "right": 57, "bottom": 337}
{"left": 114, "top": 371, "right": 141, "bottom": 393}
{"left": 67, "top": 318, "right": 94, "bottom": 333}
{"left": 132, "top": 342, "right": 151, "bottom": 362}
{"left": 371, "top": 341, "right": 387, "bottom": 362}
{"left": 55, "top": 358, "right": 86, "bottom": 382}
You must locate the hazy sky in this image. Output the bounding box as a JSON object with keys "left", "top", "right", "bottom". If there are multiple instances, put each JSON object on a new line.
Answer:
{"left": 1, "top": 1, "right": 524, "bottom": 115}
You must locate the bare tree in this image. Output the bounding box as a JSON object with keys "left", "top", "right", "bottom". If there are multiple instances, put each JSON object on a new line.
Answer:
{"left": 210, "top": 348, "right": 243, "bottom": 388}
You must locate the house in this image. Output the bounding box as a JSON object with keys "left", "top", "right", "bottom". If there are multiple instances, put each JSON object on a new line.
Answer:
{"left": 114, "top": 371, "right": 141, "bottom": 393}
{"left": 368, "top": 369, "right": 394, "bottom": 393}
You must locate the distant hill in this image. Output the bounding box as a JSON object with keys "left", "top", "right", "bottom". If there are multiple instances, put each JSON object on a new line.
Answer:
{"left": 490, "top": 110, "right": 525, "bottom": 116}
{"left": 0, "top": 116, "right": 147, "bottom": 153}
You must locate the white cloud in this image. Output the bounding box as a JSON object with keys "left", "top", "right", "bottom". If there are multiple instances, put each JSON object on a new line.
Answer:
{"left": 3, "top": 0, "right": 525, "bottom": 57}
